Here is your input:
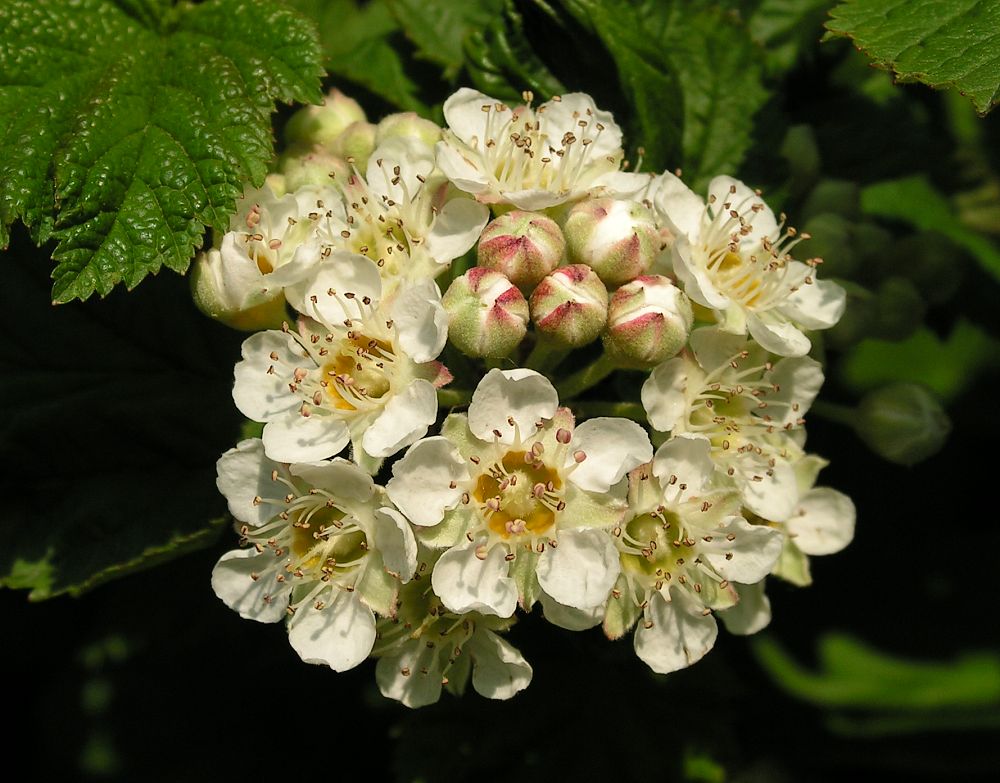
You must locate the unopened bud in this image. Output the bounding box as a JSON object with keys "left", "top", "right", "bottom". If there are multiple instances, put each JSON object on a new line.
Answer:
{"left": 329, "top": 121, "right": 377, "bottom": 172}
{"left": 603, "top": 275, "right": 692, "bottom": 365}
{"left": 854, "top": 383, "right": 950, "bottom": 466}
{"left": 190, "top": 248, "right": 288, "bottom": 331}
{"left": 564, "top": 197, "right": 660, "bottom": 286}
{"left": 279, "top": 145, "right": 351, "bottom": 191}
{"left": 442, "top": 268, "right": 529, "bottom": 358}
{"left": 284, "top": 88, "right": 367, "bottom": 150}
{"left": 376, "top": 112, "right": 442, "bottom": 147}
{"left": 529, "top": 265, "right": 609, "bottom": 348}
{"left": 477, "top": 211, "right": 565, "bottom": 293}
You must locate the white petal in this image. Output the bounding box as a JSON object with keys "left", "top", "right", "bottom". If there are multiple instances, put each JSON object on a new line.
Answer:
{"left": 295, "top": 252, "right": 383, "bottom": 325}
{"left": 539, "top": 92, "right": 622, "bottom": 159}
{"left": 651, "top": 170, "right": 705, "bottom": 241}
{"left": 671, "top": 236, "right": 730, "bottom": 310}
{"left": 567, "top": 418, "right": 653, "bottom": 493}
{"left": 423, "top": 197, "right": 491, "bottom": 263}
{"left": 535, "top": 528, "right": 619, "bottom": 610}
{"left": 391, "top": 280, "right": 448, "bottom": 363}
{"left": 688, "top": 327, "right": 754, "bottom": 373}
{"left": 539, "top": 589, "right": 606, "bottom": 631}
{"left": 591, "top": 170, "right": 657, "bottom": 200}
{"left": 232, "top": 331, "right": 303, "bottom": 421}
{"left": 289, "top": 457, "right": 375, "bottom": 503}
{"left": 375, "top": 640, "right": 443, "bottom": 708}
{"left": 216, "top": 439, "right": 282, "bottom": 527}
{"left": 211, "top": 549, "right": 290, "bottom": 623}
{"left": 737, "top": 458, "right": 799, "bottom": 521}
{"left": 469, "top": 631, "right": 533, "bottom": 700}
{"left": 362, "top": 379, "right": 438, "bottom": 458}
{"left": 651, "top": 433, "right": 715, "bottom": 496}
{"left": 787, "top": 488, "right": 855, "bottom": 555}
{"left": 442, "top": 87, "right": 496, "bottom": 144}
{"left": 718, "top": 581, "right": 772, "bottom": 636}
{"left": 781, "top": 276, "right": 846, "bottom": 330}
{"left": 700, "top": 516, "right": 783, "bottom": 583}
{"left": 287, "top": 591, "right": 376, "bottom": 672}
{"left": 633, "top": 589, "right": 718, "bottom": 673}
{"left": 468, "top": 368, "right": 558, "bottom": 444}
{"left": 746, "top": 312, "right": 811, "bottom": 357}
{"left": 262, "top": 412, "right": 350, "bottom": 463}
{"left": 366, "top": 136, "right": 435, "bottom": 205}
{"left": 641, "top": 358, "right": 687, "bottom": 432}
{"left": 505, "top": 189, "right": 566, "bottom": 211}
{"left": 386, "top": 436, "right": 468, "bottom": 526}
{"left": 435, "top": 141, "right": 491, "bottom": 195}
{"left": 766, "top": 355, "right": 824, "bottom": 425}
{"left": 431, "top": 541, "right": 518, "bottom": 617}
{"left": 373, "top": 507, "right": 418, "bottom": 582}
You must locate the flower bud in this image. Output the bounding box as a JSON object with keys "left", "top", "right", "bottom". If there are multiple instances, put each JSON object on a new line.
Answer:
{"left": 854, "top": 383, "right": 950, "bottom": 466}
{"left": 564, "top": 197, "right": 660, "bottom": 286}
{"left": 190, "top": 248, "right": 288, "bottom": 331}
{"left": 376, "top": 112, "right": 442, "bottom": 147}
{"left": 872, "top": 277, "right": 925, "bottom": 341}
{"left": 284, "top": 88, "right": 367, "bottom": 150}
{"left": 329, "top": 121, "right": 377, "bottom": 171}
{"left": 477, "top": 211, "right": 565, "bottom": 293}
{"left": 529, "top": 265, "right": 609, "bottom": 348}
{"left": 603, "top": 275, "right": 692, "bottom": 366}
{"left": 442, "top": 268, "right": 529, "bottom": 358}
{"left": 278, "top": 145, "right": 351, "bottom": 191}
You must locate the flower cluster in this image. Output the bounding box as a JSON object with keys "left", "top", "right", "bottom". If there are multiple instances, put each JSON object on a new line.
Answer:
{"left": 198, "top": 87, "right": 855, "bottom": 707}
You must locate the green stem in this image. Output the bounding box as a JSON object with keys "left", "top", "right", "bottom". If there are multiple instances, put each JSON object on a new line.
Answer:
{"left": 809, "top": 400, "right": 857, "bottom": 428}
{"left": 556, "top": 353, "right": 619, "bottom": 399}
{"left": 570, "top": 401, "right": 646, "bottom": 422}
{"left": 437, "top": 388, "right": 472, "bottom": 408}
{"left": 524, "top": 339, "right": 569, "bottom": 373}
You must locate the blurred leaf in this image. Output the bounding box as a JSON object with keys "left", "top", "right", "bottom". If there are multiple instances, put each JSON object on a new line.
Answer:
{"left": 0, "top": 0, "right": 323, "bottom": 302}
{"left": 464, "top": 0, "right": 567, "bottom": 103}
{"left": 826, "top": 0, "right": 1000, "bottom": 115}
{"left": 562, "top": 0, "right": 768, "bottom": 186}
{"left": 861, "top": 175, "right": 1000, "bottom": 283}
{"left": 753, "top": 632, "right": 1000, "bottom": 710}
{"left": 747, "top": 0, "right": 833, "bottom": 74}
{"left": 839, "top": 319, "right": 1000, "bottom": 402}
{"left": 0, "top": 242, "right": 243, "bottom": 599}
{"left": 289, "top": 0, "right": 428, "bottom": 112}
{"left": 388, "top": 0, "right": 503, "bottom": 79}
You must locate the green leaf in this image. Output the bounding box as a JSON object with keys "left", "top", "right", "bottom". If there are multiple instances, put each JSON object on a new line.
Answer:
{"left": 860, "top": 175, "right": 1000, "bottom": 283}
{"left": 289, "top": 0, "right": 428, "bottom": 113}
{"left": 0, "top": 0, "right": 323, "bottom": 303}
{"left": 561, "top": 0, "right": 768, "bottom": 189}
{"left": 825, "top": 0, "right": 1000, "bottom": 115}
{"left": 746, "top": 0, "right": 833, "bottom": 75}
{"left": 753, "top": 632, "right": 1000, "bottom": 710}
{"left": 838, "top": 319, "right": 1000, "bottom": 403}
{"left": 0, "top": 239, "right": 245, "bottom": 599}
{"left": 388, "top": 0, "right": 503, "bottom": 79}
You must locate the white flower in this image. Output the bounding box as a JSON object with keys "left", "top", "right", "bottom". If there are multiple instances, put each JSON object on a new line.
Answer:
{"left": 655, "top": 173, "right": 845, "bottom": 357}
{"left": 641, "top": 327, "right": 824, "bottom": 520}
{"left": 313, "top": 135, "right": 490, "bottom": 288}
{"left": 232, "top": 252, "right": 450, "bottom": 467}
{"left": 436, "top": 88, "right": 648, "bottom": 210}
{"left": 386, "top": 368, "right": 652, "bottom": 618}
{"left": 549, "top": 436, "right": 782, "bottom": 673}
{"left": 373, "top": 576, "right": 532, "bottom": 708}
{"left": 210, "top": 439, "right": 417, "bottom": 672}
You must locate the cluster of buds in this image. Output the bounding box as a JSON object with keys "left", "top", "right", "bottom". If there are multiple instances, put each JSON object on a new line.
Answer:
{"left": 200, "top": 86, "right": 853, "bottom": 708}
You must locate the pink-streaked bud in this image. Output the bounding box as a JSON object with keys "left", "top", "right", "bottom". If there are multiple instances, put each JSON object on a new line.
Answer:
{"left": 279, "top": 145, "right": 351, "bottom": 191}
{"left": 564, "top": 197, "right": 661, "bottom": 286}
{"left": 329, "top": 121, "right": 377, "bottom": 171}
{"left": 529, "top": 265, "right": 609, "bottom": 347}
{"left": 442, "top": 268, "right": 529, "bottom": 358}
{"left": 375, "top": 112, "right": 443, "bottom": 147}
{"left": 603, "top": 275, "right": 693, "bottom": 366}
{"left": 284, "top": 88, "right": 367, "bottom": 150}
{"left": 478, "top": 211, "right": 565, "bottom": 293}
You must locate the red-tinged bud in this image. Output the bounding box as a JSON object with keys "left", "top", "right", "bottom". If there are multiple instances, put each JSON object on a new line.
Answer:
{"left": 529, "top": 265, "right": 609, "bottom": 347}
{"left": 603, "top": 275, "right": 692, "bottom": 366}
{"left": 477, "top": 211, "right": 565, "bottom": 294}
{"left": 565, "top": 197, "right": 661, "bottom": 286}
{"left": 443, "top": 268, "right": 529, "bottom": 358}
